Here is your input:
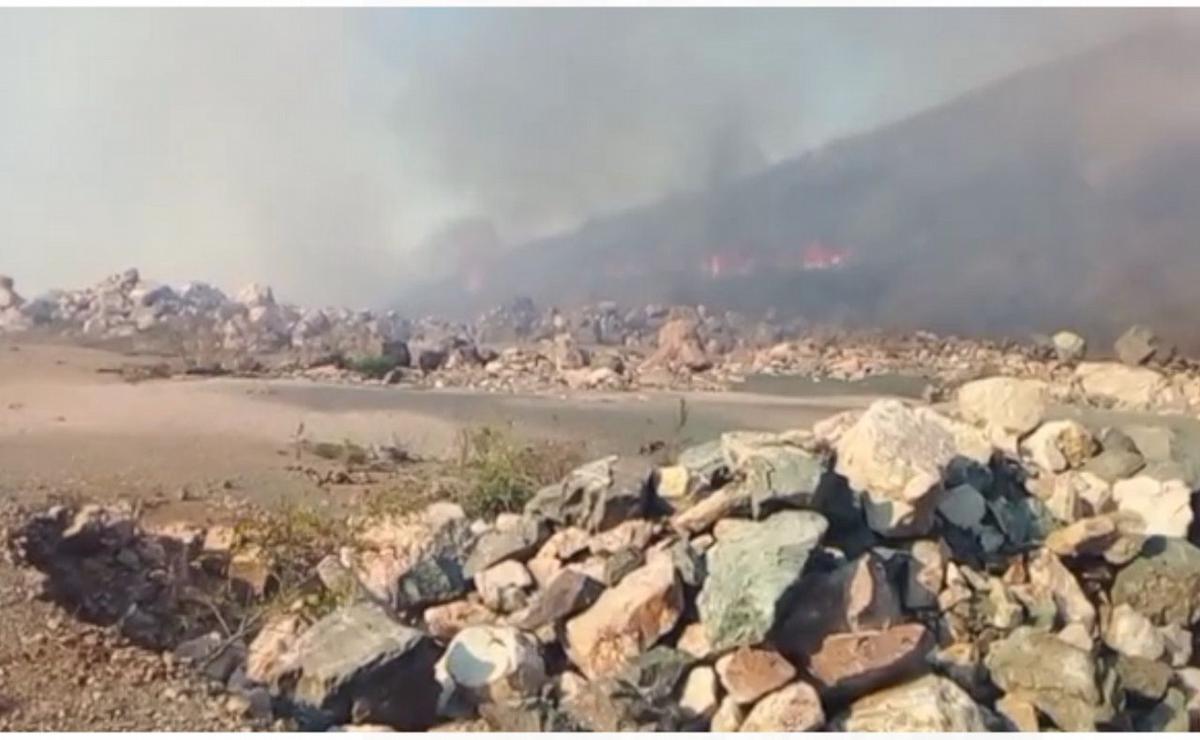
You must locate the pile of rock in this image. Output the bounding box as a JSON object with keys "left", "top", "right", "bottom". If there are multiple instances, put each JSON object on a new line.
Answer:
{"left": 12, "top": 383, "right": 1200, "bottom": 731}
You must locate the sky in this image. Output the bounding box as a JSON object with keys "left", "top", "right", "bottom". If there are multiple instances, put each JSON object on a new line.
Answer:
{"left": 0, "top": 8, "right": 1167, "bottom": 307}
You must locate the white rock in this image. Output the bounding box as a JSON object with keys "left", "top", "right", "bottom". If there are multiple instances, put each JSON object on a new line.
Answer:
{"left": 440, "top": 625, "right": 546, "bottom": 704}
{"left": 1112, "top": 476, "right": 1193, "bottom": 538}
{"left": 835, "top": 400, "right": 991, "bottom": 538}
{"left": 956, "top": 376, "right": 1048, "bottom": 435}
{"left": 1076, "top": 362, "right": 1169, "bottom": 411}
{"left": 680, "top": 665, "right": 720, "bottom": 720}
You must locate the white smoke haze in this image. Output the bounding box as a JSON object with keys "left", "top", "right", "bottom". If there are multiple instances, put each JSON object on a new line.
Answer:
{"left": 0, "top": 8, "right": 1168, "bottom": 307}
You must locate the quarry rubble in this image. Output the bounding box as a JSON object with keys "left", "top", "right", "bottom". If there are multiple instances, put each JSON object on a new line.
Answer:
{"left": 6, "top": 388, "right": 1200, "bottom": 731}
{"left": 4, "top": 270, "right": 1200, "bottom": 417}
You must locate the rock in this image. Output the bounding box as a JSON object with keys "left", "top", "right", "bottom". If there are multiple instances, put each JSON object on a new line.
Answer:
{"left": 535, "top": 526, "right": 589, "bottom": 561}
{"left": 835, "top": 400, "right": 991, "bottom": 537}
{"left": 393, "top": 555, "right": 470, "bottom": 610}
{"left": 956, "top": 376, "right": 1048, "bottom": 435}
{"left": 1104, "top": 603, "right": 1165, "bottom": 660}
{"left": 423, "top": 600, "right": 498, "bottom": 642}
{"left": 774, "top": 552, "right": 903, "bottom": 659}
{"left": 512, "top": 569, "right": 604, "bottom": 631}
{"left": 670, "top": 485, "right": 749, "bottom": 535}
{"left": 676, "top": 622, "right": 715, "bottom": 660}
{"left": 245, "top": 613, "right": 305, "bottom": 684}
{"left": 720, "top": 432, "right": 828, "bottom": 518}
{"left": 928, "top": 642, "right": 986, "bottom": 697}
{"left": 275, "top": 602, "right": 440, "bottom": 729}
{"left": 1138, "top": 688, "right": 1190, "bottom": 731}
{"left": 1161, "top": 624, "right": 1193, "bottom": 667}
{"left": 440, "top": 625, "right": 546, "bottom": 704}
{"left": 711, "top": 695, "right": 745, "bottom": 732}
{"left": 905, "top": 540, "right": 948, "bottom": 610}
{"left": 737, "top": 681, "right": 824, "bottom": 732}
{"left": 1021, "top": 420, "right": 1097, "bottom": 473}
{"left": 674, "top": 438, "right": 730, "bottom": 496}
{"left": 477, "top": 695, "right": 581, "bottom": 732}
{"left": 1114, "top": 324, "right": 1160, "bottom": 366}
{"left": 714, "top": 647, "right": 796, "bottom": 705}
{"left": 1114, "top": 654, "right": 1172, "bottom": 701}
{"left": 1082, "top": 446, "right": 1145, "bottom": 483}
{"left": 1052, "top": 331, "right": 1087, "bottom": 362}
{"left": 174, "top": 632, "right": 246, "bottom": 683}
{"left": 937, "top": 484, "right": 987, "bottom": 530}
{"left": 1028, "top": 548, "right": 1096, "bottom": 632}
{"left": 463, "top": 520, "right": 544, "bottom": 578}
{"left": 995, "top": 693, "right": 1041, "bottom": 731}
{"left": 617, "top": 646, "right": 693, "bottom": 703}
{"left": 564, "top": 553, "right": 683, "bottom": 679}
{"left": 641, "top": 314, "right": 710, "bottom": 372}
{"left": 1111, "top": 538, "right": 1200, "bottom": 627}
{"left": 524, "top": 456, "right": 651, "bottom": 533}
{"left": 589, "top": 519, "right": 657, "bottom": 555}
{"left": 680, "top": 666, "right": 720, "bottom": 722}
{"left": 1111, "top": 476, "right": 1193, "bottom": 538}
{"left": 474, "top": 560, "right": 533, "bottom": 613}
{"left": 834, "top": 675, "right": 992, "bottom": 732}
{"left": 1057, "top": 621, "right": 1095, "bottom": 653}
{"left": 805, "top": 623, "right": 935, "bottom": 701}
{"left": 1076, "top": 362, "right": 1169, "bottom": 410}
{"left": 1176, "top": 667, "right": 1200, "bottom": 727}
{"left": 669, "top": 538, "right": 706, "bottom": 588}
{"left": 985, "top": 627, "right": 1105, "bottom": 731}
{"left": 563, "top": 675, "right": 683, "bottom": 731}
{"left": 697, "top": 510, "right": 827, "bottom": 651}
{"left": 603, "top": 546, "right": 645, "bottom": 585}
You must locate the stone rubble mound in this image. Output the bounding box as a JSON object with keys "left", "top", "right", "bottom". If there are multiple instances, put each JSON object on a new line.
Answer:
{"left": 9, "top": 385, "right": 1200, "bottom": 731}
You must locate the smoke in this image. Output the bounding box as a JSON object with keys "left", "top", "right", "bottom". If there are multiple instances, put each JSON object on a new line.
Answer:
{"left": 0, "top": 8, "right": 1162, "bottom": 306}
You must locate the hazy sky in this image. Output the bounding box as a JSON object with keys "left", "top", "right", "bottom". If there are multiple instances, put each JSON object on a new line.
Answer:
{"left": 0, "top": 8, "right": 1165, "bottom": 306}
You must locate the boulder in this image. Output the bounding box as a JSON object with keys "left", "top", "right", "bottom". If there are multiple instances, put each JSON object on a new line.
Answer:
{"left": 711, "top": 695, "right": 745, "bottom": 732}
{"left": 1075, "top": 362, "right": 1169, "bottom": 411}
{"left": 512, "top": 569, "right": 604, "bottom": 631}
{"left": 697, "top": 510, "right": 828, "bottom": 651}
{"left": 564, "top": 553, "right": 683, "bottom": 679}
{"left": 475, "top": 560, "right": 534, "bottom": 613}
{"left": 274, "top": 602, "right": 441, "bottom": 729}
{"left": 834, "top": 674, "right": 991, "bottom": 731}
{"left": 1111, "top": 538, "right": 1200, "bottom": 627}
{"left": 1114, "top": 324, "right": 1160, "bottom": 366}
{"left": 440, "top": 625, "right": 546, "bottom": 704}
{"left": 719, "top": 431, "right": 829, "bottom": 518}
{"left": 1052, "top": 331, "right": 1087, "bottom": 362}
{"left": 985, "top": 627, "right": 1106, "bottom": 731}
{"left": 956, "top": 376, "right": 1048, "bottom": 435}
{"left": 714, "top": 646, "right": 796, "bottom": 705}
{"left": 737, "top": 681, "right": 825, "bottom": 732}
{"left": 463, "top": 519, "right": 544, "bottom": 578}
{"left": 834, "top": 400, "right": 991, "bottom": 537}
{"left": 1111, "top": 476, "right": 1193, "bottom": 539}
{"left": 805, "top": 623, "right": 935, "bottom": 701}
{"left": 1027, "top": 548, "right": 1096, "bottom": 632}
{"left": 524, "top": 456, "right": 652, "bottom": 533}
{"left": 774, "top": 552, "right": 903, "bottom": 659}
{"left": 245, "top": 613, "right": 305, "bottom": 684}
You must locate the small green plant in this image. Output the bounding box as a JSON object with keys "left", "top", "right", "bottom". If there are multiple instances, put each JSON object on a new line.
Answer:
{"left": 455, "top": 426, "right": 583, "bottom": 519}
{"left": 307, "top": 438, "right": 369, "bottom": 466}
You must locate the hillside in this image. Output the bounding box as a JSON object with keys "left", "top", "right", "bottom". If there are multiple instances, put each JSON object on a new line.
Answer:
{"left": 409, "top": 26, "right": 1200, "bottom": 348}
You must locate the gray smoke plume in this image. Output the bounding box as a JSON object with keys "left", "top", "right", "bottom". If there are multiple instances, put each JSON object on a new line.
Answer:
{"left": 0, "top": 8, "right": 1165, "bottom": 306}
